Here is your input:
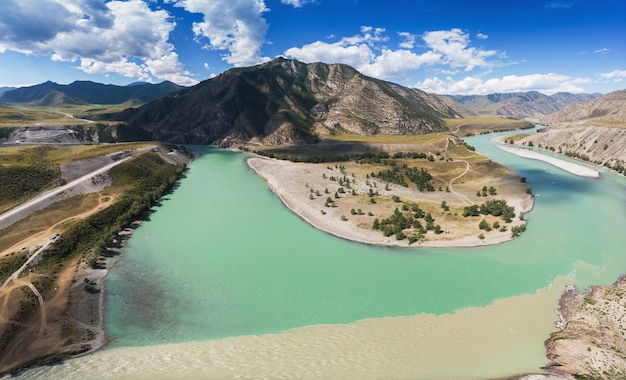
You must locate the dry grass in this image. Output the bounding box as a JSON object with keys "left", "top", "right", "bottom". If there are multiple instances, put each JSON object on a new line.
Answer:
{"left": 444, "top": 115, "right": 533, "bottom": 136}
{"left": 444, "top": 115, "right": 524, "bottom": 128}
{"left": 0, "top": 142, "right": 155, "bottom": 166}
{"left": 326, "top": 132, "right": 453, "bottom": 145}
{"left": 0, "top": 104, "right": 137, "bottom": 128}
{"left": 0, "top": 194, "right": 100, "bottom": 253}
{"left": 0, "top": 107, "right": 73, "bottom": 127}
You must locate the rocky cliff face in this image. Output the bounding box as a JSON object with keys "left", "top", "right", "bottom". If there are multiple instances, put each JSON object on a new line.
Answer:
{"left": 102, "top": 58, "right": 460, "bottom": 146}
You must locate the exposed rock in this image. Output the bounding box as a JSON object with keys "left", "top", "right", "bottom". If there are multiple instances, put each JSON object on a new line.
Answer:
{"left": 544, "top": 276, "right": 626, "bottom": 379}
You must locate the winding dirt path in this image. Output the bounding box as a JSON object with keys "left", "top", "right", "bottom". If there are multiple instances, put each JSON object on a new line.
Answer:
{"left": 447, "top": 160, "right": 474, "bottom": 206}
{"left": 0, "top": 194, "right": 114, "bottom": 290}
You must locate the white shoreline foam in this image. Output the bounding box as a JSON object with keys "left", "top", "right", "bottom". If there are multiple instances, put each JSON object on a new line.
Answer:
{"left": 497, "top": 146, "right": 600, "bottom": 178}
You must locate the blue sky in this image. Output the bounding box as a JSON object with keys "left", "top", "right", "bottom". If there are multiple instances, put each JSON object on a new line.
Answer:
{"left": 0, "top": 0, "right": 624, "bottom": 95}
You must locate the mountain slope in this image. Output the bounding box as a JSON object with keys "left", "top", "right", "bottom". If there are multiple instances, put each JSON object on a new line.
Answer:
{"left": 517, "top": 90, "right": 626, "bottom": 171}
{"left": 101, "top": 58, "right": 460, "bottom": 146}
{"left": 448, "top": 91, "right": 600, "bottom": 118}
{"left": 0, "top": 80, "right": 184, "bottom": 105}
{"left": 540, "top": 89, "right": 626, "bottom": 124}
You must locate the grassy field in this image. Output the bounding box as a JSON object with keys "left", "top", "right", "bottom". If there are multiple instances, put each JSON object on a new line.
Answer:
{"left": 0, "top": 142, "right": 155, "bottom": 166}
{"left": 0, "top": 107, "right": 74, "bottom": 126}
{"left": 444, "top": 115, "right": 534, "bottom": 136}
{"left": 0, "top": 103, "right": 136, "bottom": 128}
{"left": 325, "top": 132, "right": 454, "bottom": 145}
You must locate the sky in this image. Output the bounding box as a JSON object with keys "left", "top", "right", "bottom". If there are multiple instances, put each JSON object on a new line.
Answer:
{"left": 0, "top": 0, "right": 624, "bottom": 95}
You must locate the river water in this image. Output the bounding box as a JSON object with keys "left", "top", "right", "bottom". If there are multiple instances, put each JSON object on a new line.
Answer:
{"left": 16, "top": 130, "right": 626, "bottom": 379}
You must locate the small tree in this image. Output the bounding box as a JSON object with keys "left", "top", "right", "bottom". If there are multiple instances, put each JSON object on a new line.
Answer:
{"left": 479, "top": 219, "right": 492, "bottom": 231}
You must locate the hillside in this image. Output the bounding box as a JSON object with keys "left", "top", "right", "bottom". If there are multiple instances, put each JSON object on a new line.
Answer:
{"left": 448, "top": 91, "right": 600, "bottom": 118}
{"left": 515, "top": 90, "right": 626, "bottom": 173}
{"left": 100, "top": 58, "right": 461, "bottom": 146}
{"left": 0, "top": 81, "right": 184, "bottom": 106}
{"left": 539, "top": 89, "right": 626, "bottom": 125}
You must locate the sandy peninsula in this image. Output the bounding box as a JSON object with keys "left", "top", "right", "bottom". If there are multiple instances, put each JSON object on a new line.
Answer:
{"left": 497, "top": 146, "right": 600, "bottom": 178}
{"left": 247, "top": 156, "right": 533, "bottom": 248}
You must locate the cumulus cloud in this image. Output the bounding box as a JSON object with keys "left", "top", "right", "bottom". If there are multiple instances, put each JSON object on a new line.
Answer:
{"left": 169, "top": 0, "right": 270, "bottom": 67}
{"left": 416, "top": 73, "right": 588, "bottom": 95}
{"left": 422, "top": 28, "right": 497, "bottom": 71}
{"left": 476, "top": 33, "right": 488, "bottom": 40}
{"left": 0, "top": 0, "right": 197, "bottom": 85}
{"left": 285, "top": 27, "right": 500, "bottom": 83}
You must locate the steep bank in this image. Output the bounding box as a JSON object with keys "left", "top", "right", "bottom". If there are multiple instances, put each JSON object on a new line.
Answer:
{"left": 544, "top": 276, "right": 626, "bottom": 379}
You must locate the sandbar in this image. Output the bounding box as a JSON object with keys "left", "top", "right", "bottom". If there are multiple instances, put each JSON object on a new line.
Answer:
{"left": 497, "top": 146, "right": 600, "bottom": 178}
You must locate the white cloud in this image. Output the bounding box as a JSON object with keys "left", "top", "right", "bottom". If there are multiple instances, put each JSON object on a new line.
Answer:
{"left": 398, "top": 32, "right": 417, "bottom": 49}
{"left": 170, "top": 0, "right": 270, "bottom": 67}
{"left": 280, "top": 0, "right": 315, "bottom": 7}
{"left": 285, "top": 27, "right": 499, "bottom": 83}
{"left": 0, "top": 0, "right": 197, "bottom": 85}
{"left": 422, "top": 28, "right": 497, "bottom": 71}
{"left": 599, "top": 70, "right": 626, "bottom": 81}
{"left": 476, "top": 33, "right": 488, "bottom": 40}
{"left": 594, "top": 48, "right": 611, "bottom": 54}
{"left": 285, "top": 40, "right": 375, "bottom": 68}
{"left": 363, "top": 49, "right": 441, "bottom": 80}
{"left": 416, "top": 73, "right": 588, "bottom": 95}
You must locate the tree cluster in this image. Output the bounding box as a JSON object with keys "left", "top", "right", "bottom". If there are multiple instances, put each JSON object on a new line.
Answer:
{"left": 463, "top": 199, "right": 515, "bottom": 223}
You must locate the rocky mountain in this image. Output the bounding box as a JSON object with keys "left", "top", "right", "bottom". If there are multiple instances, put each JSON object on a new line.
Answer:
{"left": 448, "top": 91, "right": 600, "bottom": 118}
{"left": 0, "top": 80, "right": 185, "bottom": 105}
{"left": 539, "top": 89, "right": 626, "bottom": 124}
{"left": 100, "top": 58, "right": 460, "bottom": 146}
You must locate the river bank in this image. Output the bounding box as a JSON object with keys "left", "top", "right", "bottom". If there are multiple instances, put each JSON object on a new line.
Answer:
{"left": 496, "top": 146, "right": 600, "bottom": 178}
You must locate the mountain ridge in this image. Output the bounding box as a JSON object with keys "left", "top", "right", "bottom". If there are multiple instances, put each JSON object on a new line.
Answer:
{"left": 447, "top": 91, "right": 601, "bottom": 118}
{"left": 99, "top": 58, "right": 461, "bottom": 146}
{"left": 0, "top": 80, "right": 185, "bottom": 105}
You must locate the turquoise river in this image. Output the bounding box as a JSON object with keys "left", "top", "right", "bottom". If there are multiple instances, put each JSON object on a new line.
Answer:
{"left": 15, "top": 130, "right": 626, "bottom": 379}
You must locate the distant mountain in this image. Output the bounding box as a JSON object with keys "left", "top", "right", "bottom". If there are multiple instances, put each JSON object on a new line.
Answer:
{"left": 447, "top": 91, "right": 601, "bottom": 118}
{"left": 0, "top": 80, "right": 185, "bottom": 105}
{"left": 0, "top": 87, "right": 15, "bottom": 94}
{"left": 100, "top": 58, "right": 460, "bottom": 146}
{"left": 540, "top": 89, "right": 626, "bottom": 125}
{"left": 125, "top": 81, "right": 150, "bottom": 87}
{"left": 517, "top": 90, "right": 626, "bottom": 168}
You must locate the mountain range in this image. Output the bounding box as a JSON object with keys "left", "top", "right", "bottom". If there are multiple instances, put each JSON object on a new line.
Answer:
{"left": 448, "top": 91, "right": 601, "bottom": 118}
{"left": 0, "top": 59, "right": 616, "bottom": 148}
{"left": 0, "top": 80, "right": 184, "bottom": 106}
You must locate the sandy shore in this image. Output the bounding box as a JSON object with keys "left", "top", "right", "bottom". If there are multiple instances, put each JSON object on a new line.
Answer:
{"left": 247, "top": 156, "right": 533, "bottom": 248}
{"left": 497, "top": 146, "right": 600, "bottom": 178}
